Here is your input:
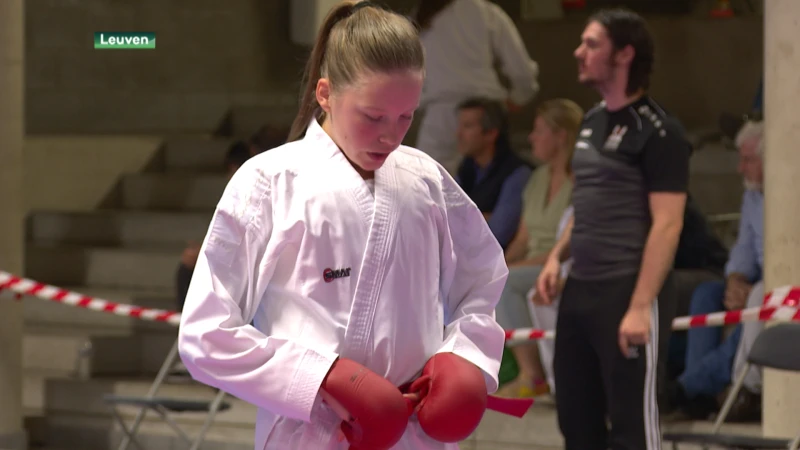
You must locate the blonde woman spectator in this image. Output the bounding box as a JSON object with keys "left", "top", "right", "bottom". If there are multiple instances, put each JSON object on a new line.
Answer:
{"left": 494, "top": 98, "right": 583, "bottom": 398}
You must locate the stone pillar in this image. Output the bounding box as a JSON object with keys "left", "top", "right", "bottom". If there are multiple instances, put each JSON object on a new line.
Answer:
{"left": 762, "top": 0, "right": 800, "bottom": 440}
{"left": 0, "top": 0, "right": 26, "bottom": 448}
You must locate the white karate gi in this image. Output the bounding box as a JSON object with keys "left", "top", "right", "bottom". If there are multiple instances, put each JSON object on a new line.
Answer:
{"left": 178, "top": 118, "right": 509, "bottom": 449}
{"left": 416, "top": 0, "right": 539, "bottom": 174}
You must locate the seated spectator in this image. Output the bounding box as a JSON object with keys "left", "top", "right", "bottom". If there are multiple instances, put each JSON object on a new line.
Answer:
{"left": 454, "top": 98, "right": 532, "bottom": 249}
{"left": 493, "top": 98, "right": 584, "bottom": 398}
{"left": 176, "top": 140, "right": 253, "bottom": 312}
{"left": 661, "top": 193, "right": 729, "bottom": 407}
{"left": 518, "top": 205, "right": 574, "bottom": 397}
{"left": 666, "top": 119, "right": 764, "bottom": 421}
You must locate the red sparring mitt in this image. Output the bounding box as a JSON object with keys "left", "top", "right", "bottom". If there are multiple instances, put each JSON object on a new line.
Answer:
{"left": 408, "top": 352, "right": 488, "bottom": 442}
{"left": 320, "top": 358, "right": 409, "bottom": 450}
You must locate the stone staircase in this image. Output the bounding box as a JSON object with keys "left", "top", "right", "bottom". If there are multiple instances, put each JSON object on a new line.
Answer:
{"left": 22, "top": 133, "right": 233, "bottom": 449}
{"left": 19, "top": 110, "right": 759, "bottom": 449}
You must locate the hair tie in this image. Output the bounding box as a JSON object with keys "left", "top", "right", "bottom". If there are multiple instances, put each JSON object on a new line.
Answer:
{"left": 352, "top": 1, "right": 374, "bottom": 12}
{"left": 351, "top": 1, "right": 389, "bottom": 14}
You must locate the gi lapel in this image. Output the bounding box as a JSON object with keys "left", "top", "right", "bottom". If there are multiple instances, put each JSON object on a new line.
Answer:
{"left": 307, "top": 118, "right": 374, "bottom": 229}
{"left": 342, "top": 156, "right": 402, "bottom": 364}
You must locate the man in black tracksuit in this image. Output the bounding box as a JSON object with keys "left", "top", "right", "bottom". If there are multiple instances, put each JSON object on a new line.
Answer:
{"left": 536, "top": 9, "right": 691, "bottom": 450}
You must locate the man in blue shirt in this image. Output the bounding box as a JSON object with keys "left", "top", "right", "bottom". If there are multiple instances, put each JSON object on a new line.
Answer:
{"left": 454, "top": 98, "right": 532, "bottom": 249}
{"left": 666, "top": 119, "right": 764, "bottom": 421}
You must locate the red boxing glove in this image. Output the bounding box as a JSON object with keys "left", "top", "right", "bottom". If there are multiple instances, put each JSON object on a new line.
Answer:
{"left": 408, "top": 352, "right": 487, "bottom": 442}
{"left": 320, "top": 358, "right": 409, "bottom": 450}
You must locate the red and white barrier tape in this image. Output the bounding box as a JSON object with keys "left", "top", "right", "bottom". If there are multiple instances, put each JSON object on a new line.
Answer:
{"left": 764, "top": 285, "right": 800, "bottom": 307}
{"left": 505, "top": 304, "right": 800, "bottom": 344}
{"left": 0, "top": 271, "right": 181, "bottom": 326}
{"left": 671, "top": 304, "right": 800, "bottom": 330}
{"left": 3, "top": 270, "right": 800, "bottom": 343}
{"left": 505, "top": 328, "right": 555, "bottom": 342}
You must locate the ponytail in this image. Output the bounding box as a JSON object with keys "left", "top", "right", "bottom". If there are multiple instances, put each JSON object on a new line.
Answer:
{"left": 288, "top": 2, "right": 356, "bottom": 142}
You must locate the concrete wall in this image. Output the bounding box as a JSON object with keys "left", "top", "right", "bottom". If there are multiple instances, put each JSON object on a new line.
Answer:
{"left": 25, "top": 1, "right": 302, "bottom": 134}
{"left": 23, "top": 136, "right": 162, "bottom": 212}
{"left": 25, "top": 1, "right": 763, "bottom": 134}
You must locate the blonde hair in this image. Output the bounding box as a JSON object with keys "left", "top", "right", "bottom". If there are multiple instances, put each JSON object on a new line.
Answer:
{"left": 288, "top": 1, "right": 425, "bottom": 142}
{"left": 535, "top": 99, "right": 585, "bottom": 169}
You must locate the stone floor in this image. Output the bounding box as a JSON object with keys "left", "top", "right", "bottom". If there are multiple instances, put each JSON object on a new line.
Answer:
{"left": 26, "top": 375, "right": 775, "bottom": 450}
{"left": 463, "top": 395, "right": 768, "bottom": 450}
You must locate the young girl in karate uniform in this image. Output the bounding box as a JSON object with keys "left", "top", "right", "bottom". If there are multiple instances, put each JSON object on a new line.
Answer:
{"left": 178, "top": 2, "right": 509, "bottom": 449}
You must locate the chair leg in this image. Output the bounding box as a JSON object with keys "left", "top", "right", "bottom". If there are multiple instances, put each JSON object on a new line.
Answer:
{"left": 110, "top": 407, "right": 146, "bottom": 450}
{"left": 188, "top": 390, "right": 228, "bottom": 450}
{"left": 788, "top": 429, "right": 800, "bottom": 450}
{"left": 118, "top": 341, "right": 181, "bottom": 450}
{"left": 710, "top": 362, "right": 750, "bottom": 435}
{"left": 154, "top": 405, "right": 193, "bottom": 445}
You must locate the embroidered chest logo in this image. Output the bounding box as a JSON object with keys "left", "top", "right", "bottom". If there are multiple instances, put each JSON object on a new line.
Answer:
{"left": 323, "top": 267, "right": 352, "bottom": 283}
{"left": 603, "top": 125, "right": 628, "bottom": 151}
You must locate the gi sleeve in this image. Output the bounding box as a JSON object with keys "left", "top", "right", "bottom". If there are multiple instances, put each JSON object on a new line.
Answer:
{"left": 178, "top": 162, "right": 337, "bottom": 423}
{"left": 438, "top": 177, "right": 509, "bottom": 394}
{"left": 485, "top": 2, "right": 539, "bottom": 106}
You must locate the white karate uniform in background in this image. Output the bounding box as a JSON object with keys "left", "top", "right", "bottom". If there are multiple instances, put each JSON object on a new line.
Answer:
{"left": 178, "top": 119, "right": 509, "bottom": 450}
{"left": 416, "top": 0, "right": 539, "bottom": 174}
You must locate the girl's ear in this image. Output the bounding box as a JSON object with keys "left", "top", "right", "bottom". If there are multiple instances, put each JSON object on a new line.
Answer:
{"left": 316, "top": 78, "right": 332, "bottom": 113}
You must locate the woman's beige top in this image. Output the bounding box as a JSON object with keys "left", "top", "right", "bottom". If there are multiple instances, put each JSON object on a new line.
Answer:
{"left": 522, "top": 165, "right": 573, "bottom": 259}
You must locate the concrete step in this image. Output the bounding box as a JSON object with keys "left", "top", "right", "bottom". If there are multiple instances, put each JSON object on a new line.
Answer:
{"left": 35, "top": 413, "right": 254, "bottom": 450}
{"left": 28, "top": 210, "right": 213, "bottom": 248}
{"left": 44, "top": 378, "right": 255, "bottom": 427}
{"left": 24, "top": 369, "right": 71, "bottom": 416}
{"left": 26, "top": 245, "right": 182, "bottom": 291}
{"left": 22, "top": 325, "right": 176, "bottom": 426}
{"left": 24, "top": 327, "right": 177, "bottom": 378}
{"left": 164, "top": 136, "right": 232, "bottom": 172}
{"left": 23, "top": 287, "right": 176, "bottom": 331}
{"left": 121, "top": 173, "right": 227, "bottom": 211}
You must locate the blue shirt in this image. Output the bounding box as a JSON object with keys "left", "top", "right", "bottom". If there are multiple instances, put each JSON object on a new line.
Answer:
{"left": 457, "top": 165, "right": 532, "bottom": 248}
{"left": 724, "top": 189, "right": 764, "bottom": 281}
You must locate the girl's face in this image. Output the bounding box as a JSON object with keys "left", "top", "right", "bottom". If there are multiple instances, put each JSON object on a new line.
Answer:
{"left": 317, "top": 69, "right": 423, "bottom": 176}
{"left": 528, "top": 116, "right": 563, "bottom": 163}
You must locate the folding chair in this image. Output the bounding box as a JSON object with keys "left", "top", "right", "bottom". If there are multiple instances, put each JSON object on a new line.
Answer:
{"left": 664, "top": 323, "right": 800, "bottom": 450}
{"left": 104, "top": 339, "right": 232, "bottom": 450}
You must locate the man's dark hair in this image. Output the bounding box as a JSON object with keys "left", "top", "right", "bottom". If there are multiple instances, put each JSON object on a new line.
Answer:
{"left": 589, "top": 8, "right": 655, "bottom": 95}
{"left": 457, "top": 98, "right": 509, "bottom": 134}
{"left": 225, "top": 140, "right": 251, "bottom": 169}
{"left": 456, "top": 97, "right": 513, "bottom": 154}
